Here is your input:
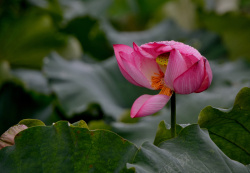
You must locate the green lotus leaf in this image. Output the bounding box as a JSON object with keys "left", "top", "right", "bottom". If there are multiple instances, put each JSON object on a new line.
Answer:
{"left": 128, "top": 124, "right": 250, "bottom": 173}
{"left": 198, "top": 87, "right": 250, "bottom": 165}
{"left": 0, "top": 121, "right": 137, "bottom": 173}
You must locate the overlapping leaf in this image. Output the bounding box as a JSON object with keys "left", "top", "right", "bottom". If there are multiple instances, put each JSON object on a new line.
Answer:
{"left": 128, "top": 125, "right": 250, "bottom": 173}
{"left": 198, "top": 87, "right": 250, "bottom": 164}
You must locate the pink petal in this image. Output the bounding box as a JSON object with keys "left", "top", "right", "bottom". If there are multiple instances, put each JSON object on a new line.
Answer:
{"left": 164, "top": 49, "right": 188, "bottom": 90}
{"left": 155, "top": 45, "right": 173, "bottom": 54}
{"left": 140, "top": 42, "right": 171, "bottom": 58}
{"left": 113, "top": 44, "right": 141, "bottom": 86}
{"left": 173, "top": 58, "right": 205, "bottom": 94}
{"left": 120, "top": 52, "right": 152, "bottom": 89}
{"left": 140, "top": 41, "right": 202, "bottom": 59}
{"left": 133, "top": 43, "right": 161, "bottom": 82}
{"left": 195, "top": 58, "right": 213, "bottom": 93}
{"left": 155, "top": 41, "right": 179, "bottom": 54}
{"left": 140, "top": 58, "right": 161, "bottom": 82}
{"left": 171, "top": 42, "right": 202, "bottom": 58}
{"left": 133, "top": 42, "right": 154, "bottom": 59}
{"left": 205, "top": 58, "right": 212, "bottom": 85}
{"left": 183, "top": 54, "right": 200, "bottom": 69}
{"left": 131, "top": 94, "right": 171, "bottom": 118}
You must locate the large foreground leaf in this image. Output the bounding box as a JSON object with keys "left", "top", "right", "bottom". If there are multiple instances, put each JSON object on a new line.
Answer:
{"left": 128, "top": 124, "right": 250, "bottom": 173}
{"left": 198, "top": 87, "right": 250, "bottom": 165}
{"left": 0, "top": 121, "right": 137, "bottom": 173}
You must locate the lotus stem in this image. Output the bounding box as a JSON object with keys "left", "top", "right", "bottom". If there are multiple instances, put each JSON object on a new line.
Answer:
{"left": 171, "top": 92, "right": 176, "bottom": 138}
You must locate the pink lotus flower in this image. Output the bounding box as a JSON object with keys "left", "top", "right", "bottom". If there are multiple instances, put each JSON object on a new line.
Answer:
{"left": 113, "top": 41, "right": 212, "bottom": 118}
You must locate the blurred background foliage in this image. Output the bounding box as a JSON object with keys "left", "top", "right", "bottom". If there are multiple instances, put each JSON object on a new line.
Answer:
{"left": 0, "top": 0, "right": 250, "bottom": 145}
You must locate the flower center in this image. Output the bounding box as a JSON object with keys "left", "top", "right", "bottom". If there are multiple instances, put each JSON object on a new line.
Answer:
{"left": 156, "top": 53, "right": 169, "bottom": 66}
{"left": 156, "top": 53, "right": 169, "bottom": 73}
{"left": 151, "top": 53, "right": 172, "bottom": 96}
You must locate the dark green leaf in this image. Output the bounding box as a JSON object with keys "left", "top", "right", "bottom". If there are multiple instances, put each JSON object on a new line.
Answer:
{"left": 0, "top": 121, "right": 137, "bottom": 173}
{"left": 198, "top": 87, "right": 250, "bottom": 165}
{"left": 128, "top": 124, "right": 249, "bottom": 173}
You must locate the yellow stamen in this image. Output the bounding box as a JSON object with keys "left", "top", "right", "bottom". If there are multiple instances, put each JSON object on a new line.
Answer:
{"left": 156, "top": 53, "right": 170, "bottom": 66}
{"left": 159, "top": 86, "right": 172, "bottom": 96}
{"left": 151, "top": 72, "right": 164, "bottom": 90}
{"left": 151, "top": 72, "right": 172, "bottom": 96}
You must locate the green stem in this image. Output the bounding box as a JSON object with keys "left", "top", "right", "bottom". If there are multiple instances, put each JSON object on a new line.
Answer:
{"left": 171, "top": 92, "right": 176, "bottom": 138}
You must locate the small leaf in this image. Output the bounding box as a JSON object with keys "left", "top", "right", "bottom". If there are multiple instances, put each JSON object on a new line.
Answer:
{"left": 198, "top": 87, "right": 250, "bottom": 165}
{"left": 153, "top": 120, "right": 184, "bottom": 146}
{"left": 18, "top": 119, "right": 45, "bottom": 128}
{"left": 71, "top": 120, "right": 89, "bottom": 129}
